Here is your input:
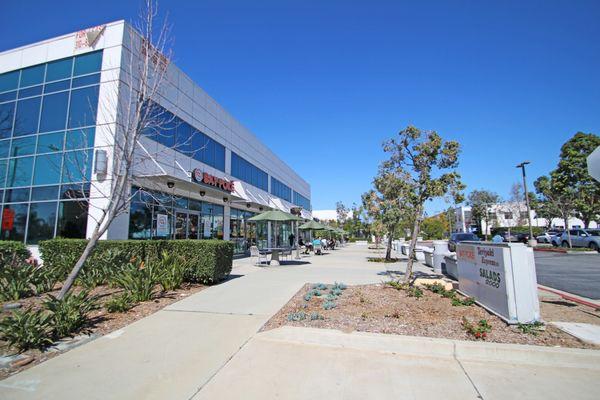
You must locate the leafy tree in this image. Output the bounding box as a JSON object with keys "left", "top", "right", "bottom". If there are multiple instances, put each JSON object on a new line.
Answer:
{"left": 421, "top": 215, "right": 448, "bottom": 240}
{"left": 534, "top": 174, "right": 576, "bottom": 246}
{"left": 380, "top": 126, "right": 464, "bottom": 282}
{"left": 362, "top": 172, "right": 411, "bottom": 260}
{"left": 553, "top": 132, "right": 600, "bottom": 228}
{"left": 335, "top": 201, "right": 349, "bottom": 226}
{"left": 467, "top": 189, "right": 500, "bottom": 239}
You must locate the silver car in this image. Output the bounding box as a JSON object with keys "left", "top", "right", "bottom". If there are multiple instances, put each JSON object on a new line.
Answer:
{"left": 536, "top": 230, "right": 561, "bottom": 244}
{"left": 555, "top": 229, "right": 600, "bottom": 251}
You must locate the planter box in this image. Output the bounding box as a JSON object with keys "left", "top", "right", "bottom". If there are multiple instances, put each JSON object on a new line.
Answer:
{"left": 423, "top": 248, "right": 434, "bottom": 267}
{"left": 444, "top": 254, "right": 458, "bottom": 280}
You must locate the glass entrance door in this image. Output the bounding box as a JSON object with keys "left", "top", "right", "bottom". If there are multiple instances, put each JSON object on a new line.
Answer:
{"left": 188, "top": 213, "right": 199, "bottom": 239}
{"left": 175, "top": 212, "right": 188, "bottom": 239}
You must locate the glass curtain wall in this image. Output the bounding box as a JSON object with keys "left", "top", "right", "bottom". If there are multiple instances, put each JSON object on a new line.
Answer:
{"left": 229, "top": 208, "right": 256, "bottom": 253}
{"left": 0, "top": 51, "right": 102, "bottom": 243}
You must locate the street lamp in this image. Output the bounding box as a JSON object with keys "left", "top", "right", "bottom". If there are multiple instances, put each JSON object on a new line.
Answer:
{"left": 516, "top": 161, "right": 537, "bottom": 246}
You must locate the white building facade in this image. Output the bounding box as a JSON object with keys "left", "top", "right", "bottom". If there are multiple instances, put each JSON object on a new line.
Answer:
{"left": 0, "top": 21, "right": 311, "bottom": 253}
{"left": 452, "top": 204, "right": 597, "bottom": 235}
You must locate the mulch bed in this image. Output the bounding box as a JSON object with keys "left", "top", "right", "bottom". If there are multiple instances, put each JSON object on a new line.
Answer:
{"left": 262, "top": 283, "right": 599, "bottom": 349}
{"left": 1, "top": 283, "right": 206, "bottom": 380}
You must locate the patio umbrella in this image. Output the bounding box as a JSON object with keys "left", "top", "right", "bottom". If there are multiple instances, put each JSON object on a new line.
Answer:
{"left": 248, "top": 210, "right": 303, "bottom": 249}
{"left": 298, "top": 220, "right": 327, "bottom": 230}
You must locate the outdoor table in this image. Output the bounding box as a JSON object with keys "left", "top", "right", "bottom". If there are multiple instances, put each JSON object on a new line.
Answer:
{"left": 262, "top": 247, "right": 287, "bottom": 266}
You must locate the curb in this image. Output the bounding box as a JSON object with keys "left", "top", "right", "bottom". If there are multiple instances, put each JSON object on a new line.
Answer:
{"left": 259, "top": 326, "right": 600, "bottom": 369}
{"left": 538, "top": 285, "right": 600, "bottom": 309}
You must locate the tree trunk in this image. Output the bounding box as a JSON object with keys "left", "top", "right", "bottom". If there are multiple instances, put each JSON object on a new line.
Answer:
{"left": 385, "top": 228, "right": 394, "bottom": 261}
{"left": 404, "top": 208, "right": 422, "bottom": 284}
{"left": 564, "top": 216, "right": 572, "bottom": 248}
{"left": 57, "top": 233, "right": 101, "bottom": 299}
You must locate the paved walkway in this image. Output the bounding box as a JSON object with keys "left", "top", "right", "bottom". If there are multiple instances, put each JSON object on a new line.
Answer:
{"left": 1, "top": 244, "right": 599, "bottom": 399}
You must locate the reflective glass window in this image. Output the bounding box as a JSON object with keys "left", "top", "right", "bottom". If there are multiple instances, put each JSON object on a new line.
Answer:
{"left": 20, "top": 65, "right": 45, "bottom": 87}
{"left": 31, "top": 185, "right": 59, "bottom": 201}
{"left": 0, "top": 159, "right": 6, "bottom": 187}
{"left": 0, "top": 91, "right": 17, "bottom": 103}
{"left": 44, "top": 80, "right": 70, "bottom": 94}
{"left": 10, "top": 136, "right": 36, "bottom": 157}
{"left": 65, "top": 128, "right": 94, "bottom": 149}
{"left": 1, "top": 203, "right": 29, "bottom": 241}
{"left": 73, "top": 51, "right": 102, "bottom": 76}
{"left": 60, "top": 183, "right": 90, "bottom": 199}
{"left": 0, "top": 102, "right": 14, "bottom": 139}
{"left": 27, "top": 202, "right": 57, "bottom": 244}
{"left": 6, "top": 156, "right": 33, "bottom": 187}
{"left": 34, "top": 153, "right": 62, "bottom": 185}
{"left": 57, "top": 200, "right": 88, "bottom": 238}
{"left": 68, "top": 86, "right": 99, "bottom": 128}
{"left": 37, "top": 131, "right": 64, "bottom": 153}
{"left": 62, "top": 149, "right": 92, "bottom": 183}
{"left": 175, "top": 122, "right": 192, "bottom": 155}
{"left": 14, "top": 97, "right": 41, "bottom": 136}
{"left": 215, "top": 142, "right": 225, "bottom": 171}
{"left": 204, "top": 138, "right": 215, "bottom": 167}
{"left": 72, "top": 73, "right": 100, "bottom": 88}
{"left": 129, "top": 202, "right": 152, "bottom": 239}
{"left": 0, "top": 71, "right": 19, "bottom": 93}
{"left": 4, "top": 188, "right": 30, "bottom": 203}
{"left": 40, "top": 91, "right": 69, "bottom": 132}
{"left": 0, "top": 140, "right": 9, "bottom": 158}
{"left": 46, "top": 58, "right": 73, "bottom": 82}
{"left": 18, "top": 85, "right": 43, "bottom": 99}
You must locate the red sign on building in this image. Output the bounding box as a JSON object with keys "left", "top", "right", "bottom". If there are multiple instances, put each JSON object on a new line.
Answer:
{"left": 192, "top": 168, "right": 235, "bottom": 193}
{"left": 2, "top": 208, "right": 14, "bottom": 231}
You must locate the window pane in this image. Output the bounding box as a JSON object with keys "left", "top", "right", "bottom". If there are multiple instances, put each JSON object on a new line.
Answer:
{"left": 34, "top": 153, "right": 62, "bottom": 185}
{"left": 0, "top": 140, "right": 9, "bottom": 159}
{"left": 46, "top": 58, "right": 73, "bottom": 82}
{"left": 6, "top": 156, "right": 33, "bottom": 187}
{"left": 68, "top": 86, "right": 99, "bottom": 128}
{"left": 18, "top": 85, "right": 43, "bottom": 99}
{"left": 0, "top": 159, "right": 6, "bottom": 187}
{"left": 175, "top": 122, "right": 192, "bottom": 155}
{"left": 44, "top": 80, "right": 70, "bottom": 94}
{"left": 4, "top": 187, "right": 30, "bottom": 203}
{"left": 1, "top": 203, "right": 29, "bottom": 241}
{"left": 73, "top": 51, "right": 102, "bottom": 76}
{"left": 14, "top": 97, "right": 41, "bottom": 136}
{"left": 60, "top": 183, "right": 90, "bottom": 199}
{"left": 62, "top": 150, "right": 92, "bottom": 183}
{"left": 65, "top": 128, "right": 94, "bottom": 150}
{"left": 37, "top": 131, "right": 64, "bottom": 153}
{"left": 27, "top": 202, "right": 57, "bottom": 244}
{"left": 0, "top": 90, "right": 17, "bottom": 102}
{"left": 31, "top": 185, "right": 59, "bottom": 201}
{"left": 40, "top": 91, "right": 69, "bottom": 132}
{"left": 0, "top": 102, "right": 15, "bottom": 139}
{"left": 129, "top": 202, "right": 152, "bottom": 239}
{"left": 10, "top": 136, "right": 36, "bottom": 156}
{"left": 215, "top": 142, "right": 225, "bottom": 171}
{"left": 205, "top": 138, "right": 215, "bottom": 167}
{"left": 57, "top": 200, "right": 88, "bottom": 238}
{"left": 0, "top": 71, "right": 19, "bottom": 92}
{"left": 72, "top": 73, "right": 100, "bottom": 88}
{"left": 20, "top": 65, "right": 45, "bottom": 87}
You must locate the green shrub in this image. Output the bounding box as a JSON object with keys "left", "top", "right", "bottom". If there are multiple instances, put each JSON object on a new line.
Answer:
{"left": 105, "top": 293, "right": 135, "bottom": 313}
{"left": 111, "top": 260, "right": 160, "bottom": 302}
{"left": 330, "top": 288, "right": 343, "bottom": 297}
{"left": 323, "top": 301, "right": 337, "bottom": 310}
{"left": 312, "top": 283, "right": 327, "bottom": 290}
{"left": 303, "top": 292, "right": 313, "bottom": 301}
{"left": 30, "top": 266, "right": 61, "bottom": 295}
{"left": 156, "top": 251, "right": 186, "bottom": 291}
{"left": 0, "top": 260, "right": 35, "bottom": 301}
{"left": 452, "top": 296, "right": 476, "bottom": 307}
{"left": 517, "top": 321, "right": 544, "bottom": 335}
{"left": 332, "top": 282, "right": 347, "bottom": 291}
{"left": 39, "top": 239, "right": 233, "bottom": 287}
{"left": 44, "top": 291, "right": 98, "bottom": 338}
{"left": 310, "top": 312, "right": 324, "bottom": 321}
{"left": 0, "top": 241, "right": 31, "bottom": 268}
{"left": 0, "top": 308, "right": 54, "bottom": 352}
{"left": 287, "top": 311, "right": 307, "bottom": 321}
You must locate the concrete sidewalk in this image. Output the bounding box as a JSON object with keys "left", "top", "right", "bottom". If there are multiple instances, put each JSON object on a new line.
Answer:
{"left": 194, "top": 327, "right": 600, "bottom": 400}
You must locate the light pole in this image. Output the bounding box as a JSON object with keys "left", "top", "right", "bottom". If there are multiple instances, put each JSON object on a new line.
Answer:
{"left": 516, "top": 161, "right": 536, "bottom": 246}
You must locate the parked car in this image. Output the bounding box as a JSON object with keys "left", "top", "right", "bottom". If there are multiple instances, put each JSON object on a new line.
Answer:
{"left": 554, "top": 229, "right": 600, "bottom": 251}
{"left": 499, "top": 231, "right": 529, "bottom": 244}
{"left": 448, "top": 233, "right": 480, "bottom": 252}
{"left": 536, "top": 230, "right": 562, "bottom": 244}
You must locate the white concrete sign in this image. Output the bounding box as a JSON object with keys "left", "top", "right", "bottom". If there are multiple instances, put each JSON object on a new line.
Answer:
{"left": 456, "top": 242, "right": 540, "bottom": 324}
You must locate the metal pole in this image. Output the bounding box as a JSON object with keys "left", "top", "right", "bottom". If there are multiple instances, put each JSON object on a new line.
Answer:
{"left": 517, "top": 161, "right": 536, "bottom": 246}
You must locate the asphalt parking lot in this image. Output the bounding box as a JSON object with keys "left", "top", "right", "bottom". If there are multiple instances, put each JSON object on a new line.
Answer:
{"left": 534, "top": 252, "right": 600, "bottom": 300}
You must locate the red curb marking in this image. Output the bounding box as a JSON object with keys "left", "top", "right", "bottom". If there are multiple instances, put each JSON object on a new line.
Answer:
{"left": 538, "top": 286, "right": 600, "bottom": 309}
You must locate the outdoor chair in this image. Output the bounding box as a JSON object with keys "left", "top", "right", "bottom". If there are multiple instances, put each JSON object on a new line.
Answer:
{"left": 281, "top": 247, "right": 292, "bottom": 261}
{"left": 250, "top": 246, "right": 268, "bottom": 266}
{"left": 313, "top": 241, "right": 322, "bottom": 255}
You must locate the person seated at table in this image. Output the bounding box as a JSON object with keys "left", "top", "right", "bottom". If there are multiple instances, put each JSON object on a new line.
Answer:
{"left": 313, "top": 237, "right": 322, "bottom": 255}
{"left": 321, "top": 237, "right": 328, "bottom": 250}
{"left": 330, "top": 238, "right": 336, "bottom": 250}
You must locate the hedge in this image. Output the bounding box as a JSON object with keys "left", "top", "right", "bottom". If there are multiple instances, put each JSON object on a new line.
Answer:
{"left": 39, "top": 239, "right": 233, "bottom": 284}
{"left": 0, "top": 241, "right": 31, "bottom": 267}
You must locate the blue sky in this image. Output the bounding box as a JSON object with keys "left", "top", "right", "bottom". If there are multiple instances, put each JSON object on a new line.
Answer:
{"left": 2, "top": 0, "right": 599, "bottom": 214}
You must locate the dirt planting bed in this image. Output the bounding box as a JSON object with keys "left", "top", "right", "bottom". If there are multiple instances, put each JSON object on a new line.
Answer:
{"left": 262, "top": 282, "right": 599, "bottom": 349}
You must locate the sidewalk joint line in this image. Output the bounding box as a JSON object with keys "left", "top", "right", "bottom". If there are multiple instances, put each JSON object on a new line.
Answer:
{"left": 453, "top": 342, "right": 484, "bottom": 400}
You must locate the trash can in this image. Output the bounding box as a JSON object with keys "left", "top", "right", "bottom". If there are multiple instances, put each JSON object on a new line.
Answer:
{"left": 432, "top": 240, "right": 450, "bottom": 274}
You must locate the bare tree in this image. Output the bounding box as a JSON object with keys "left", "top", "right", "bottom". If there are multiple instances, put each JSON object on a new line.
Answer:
{"left": 57, "top": 0, "right": 176, "bottom": 299}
